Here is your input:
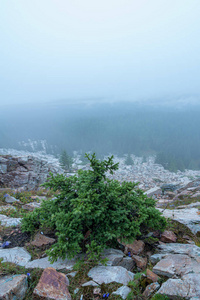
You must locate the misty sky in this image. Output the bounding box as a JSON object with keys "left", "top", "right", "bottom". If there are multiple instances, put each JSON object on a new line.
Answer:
{"left": 0, "top": 0, "right": 200, "bottom": 105}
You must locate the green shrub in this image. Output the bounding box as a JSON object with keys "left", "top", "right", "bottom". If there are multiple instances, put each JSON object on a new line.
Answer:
{"left": 21, "top": 153, "right": 166, "bottom": 262}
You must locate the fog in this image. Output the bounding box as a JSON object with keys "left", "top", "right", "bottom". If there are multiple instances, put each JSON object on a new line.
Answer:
{"left": 1, "top": 1, "right": 200, "bottom": 172}
{"left": 0, "top": 0, "right": 200, "bottom": 105}
{"left": 0, "top": 100, "right": 200, "bottom": 172}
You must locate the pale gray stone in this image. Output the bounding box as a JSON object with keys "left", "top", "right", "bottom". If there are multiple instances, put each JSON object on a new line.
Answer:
{"left": 88, "top": 266, "right": 134, "bottom": 285}
{"left": 0, "top": 214, "right": 21, "bottom": 227}
{"left": 0, "top": 274, "right": 28, "bottom": 300}
{"left": 100, "top": 248, "right": 135, "bottom": 271}
{"left": 144, "top": 187, "right": 162, "bottom": 197}
{"left": 157, "top": 278, "right": 189, "bottom": 298}
{"left": 157, "top": 274, "right": 200, "bottom": 299}
{"left": 67, "top": 271, "right": 77, "bottom": 277}
{"left": 74, "top": 288, "right": 79, "bottom": 294}
{"left": 153, "top": 254, "right": 200, "bottom": 277}
{"left": 157, "top": 243, "right": 200, "bottom": 261}
{"left": 117, "top": 257, "right": 136, "bottom": 272}
{"left": 100, "top": 248, "right": 124, "bottom": 266}
{"left": 112, "top": 286, "right": 132, "bottom": 299}
{"left": 150, "top": 253, "right": 166, "bottom": 264}
{"left": 25, "top": 256, "right": 76, "bottom": 270}
{"left": 0, "top": 247, "right": 31, "bottom": 266}
{"left": 5, "top": 195, "right": 19, "bottom": 203}
{"left": 82, "top": 280, "right": 99, "bottom": 287}
{"left": 158, "top": 207, "right": 200, "bottom": 235}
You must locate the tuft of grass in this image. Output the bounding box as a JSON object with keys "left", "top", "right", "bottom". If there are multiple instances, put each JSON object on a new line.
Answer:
{"left": 151, "top": 295, "right": 169, "bottom": 300}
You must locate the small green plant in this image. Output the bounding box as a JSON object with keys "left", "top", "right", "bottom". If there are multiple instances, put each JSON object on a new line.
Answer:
{"left": 21, "top": 154, "right": 166, "bottom": 263}
{"left": 151, "top": 294, "right": 170, "bottom": 300}
{"left": 127, "top": 275, "right": 144, "bottom": 299}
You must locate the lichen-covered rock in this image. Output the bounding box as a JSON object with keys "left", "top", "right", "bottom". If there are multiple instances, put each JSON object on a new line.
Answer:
{"left": 0, "top": 274, "right": 28, "bottom": 300}
{"left": 153, "top": 254, "right": 200, "bottom": 277}
{"left": 157, "top": 273, "right": 200, "bottom": 299}
{"left": 33, "top": 267, "right": 71, "bottom": 300}
{"left": 157, "top": 242, "right": 200, "bottom": 261}
{"left": 143, "top": 282, "right": 160, "bottom": 298}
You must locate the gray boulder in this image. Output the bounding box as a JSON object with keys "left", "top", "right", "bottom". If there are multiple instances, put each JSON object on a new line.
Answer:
{"left": 153, "top": 254, "right": 200, "bottom": 277}
{"left": 158, "top": 207, "right": 200, "bottom": 235}
{"left": 0, "top": 274, "right": 28, "bottom": 300}
{"left": 25, "top": 256, "right": 76, "bottom": 270}
{"left": 0, "top": 247, "right": 31, "bottom": 266}
{"left": 112, "top": 286, "right": 132, "bottom": 299}
{"left": 88, "top": 266, "right": 134, "bottom": 285}
{"left": 157, "top": 273, "right": 200, "bottom": 299}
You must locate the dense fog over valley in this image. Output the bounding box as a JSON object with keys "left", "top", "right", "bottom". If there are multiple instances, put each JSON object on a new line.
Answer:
{"left": 1, "top": 97, "right": 200, "bottom": 172}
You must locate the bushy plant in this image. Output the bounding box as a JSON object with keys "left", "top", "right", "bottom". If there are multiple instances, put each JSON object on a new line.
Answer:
{"left": 21, "top": 153, "right": 166, "bottom": 262}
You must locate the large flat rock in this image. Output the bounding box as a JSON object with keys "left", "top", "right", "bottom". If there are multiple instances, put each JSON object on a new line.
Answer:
{"left": 25, "top": 256, "right": 76, "bottom": 270}
{"left": 0, "top": 274, "right": 28, "bottom": 300}
{"left": 153, "top": 254, "right": 200, "bottom": 277}
{"left": 158, "top": 207, "right": 200, "bottom": 235}
{"left": 157, "top": 273, "right": 200, "bottom": 299}
{"left": 0, "top": 247, "right": 31, "bottom": 266}
{"left": 157, "top": 243, "right": 200, "bottom": 261}
{"left": 88, "top": 266, "right": 134, "bottom": 285}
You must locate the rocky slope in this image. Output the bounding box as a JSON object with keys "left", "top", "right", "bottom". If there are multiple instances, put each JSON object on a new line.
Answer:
{"left": 0, "top": 154, "right": 63, "bottom": 190}
{"left": 1, "top": 151, "right": 200, "bottom": 299}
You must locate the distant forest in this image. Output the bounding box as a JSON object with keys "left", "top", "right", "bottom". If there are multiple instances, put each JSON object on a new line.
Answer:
{"left": 0, "top": 100, "right": 200, "bottom": 172}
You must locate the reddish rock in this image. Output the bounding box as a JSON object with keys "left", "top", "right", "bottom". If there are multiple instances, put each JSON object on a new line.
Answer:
{"left": 28, "top": 233, "right": 55, "bottom": 247}
{"left": 132, "top": 255, "right": 147, "bottom": 270}
{"left": 146, "top": 269, "right": 160, "bottom": 283}
{"left": 124, "top": 240, "right": 145, "bottom": 256}
{"left": 33, "top": 267, "right": 71, "bottom": 300}
{"left": 143, "top": 282, "right": 160, "bottom": 298}
{"left": 160, "top": 231, "right": 177, "bottom": 243}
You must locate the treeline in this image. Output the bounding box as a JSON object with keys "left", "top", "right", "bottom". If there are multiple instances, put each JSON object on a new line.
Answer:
{"left": 1, "top": 101, "right": 200, "bottom": 171}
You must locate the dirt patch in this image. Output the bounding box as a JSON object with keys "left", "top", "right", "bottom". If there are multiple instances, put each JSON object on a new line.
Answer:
{"left": 1, "top": 227, "right": 31, "bottom": 247}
